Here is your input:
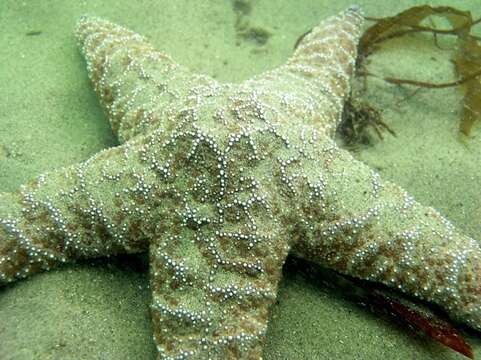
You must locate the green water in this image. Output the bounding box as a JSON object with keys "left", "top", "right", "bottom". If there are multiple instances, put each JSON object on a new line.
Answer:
{"left": 0, "top": 0, "right": 480, "bottom": 359}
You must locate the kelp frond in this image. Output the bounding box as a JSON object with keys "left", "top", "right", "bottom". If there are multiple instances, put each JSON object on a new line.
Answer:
{"left": 358, "top": 5, "right": 481, "bottom": 136}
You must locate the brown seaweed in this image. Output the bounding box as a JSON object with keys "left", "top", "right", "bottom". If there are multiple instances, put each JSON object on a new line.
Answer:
{"left": 358, "top": 5, "right": 481, "bottom": 135}
{"left": 338, "top": 96, "right": 396, "bottom": 147}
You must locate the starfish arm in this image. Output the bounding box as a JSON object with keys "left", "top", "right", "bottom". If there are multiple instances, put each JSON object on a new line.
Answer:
{"left": 149, "top": 226, "right": 285, "bottom": 359}
{"left": 0, "top": 112, "right": 291, "bottom": 357}
{"left": 0, "top": 141, "right": 156, "bottom": 285}
{"left": 289, "top": 141, "right": 481, "bottom": 331}
{"left": 76, "top": 16, "right": 221, "bottom": 143}
{"left": 244, "top": 6, "right": 363, "bottom": 135}
{"left": 139, "top": 120, "right": 291, "bottom": 359}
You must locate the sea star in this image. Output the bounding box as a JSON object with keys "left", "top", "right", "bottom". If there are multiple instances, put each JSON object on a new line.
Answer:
{"left": 0, "top": 6, "right": 479, "bottom": 359}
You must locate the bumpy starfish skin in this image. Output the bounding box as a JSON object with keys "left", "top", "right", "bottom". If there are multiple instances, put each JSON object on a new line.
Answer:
{"left": 0, "top": 7, "right": 480, "bottom": 359}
